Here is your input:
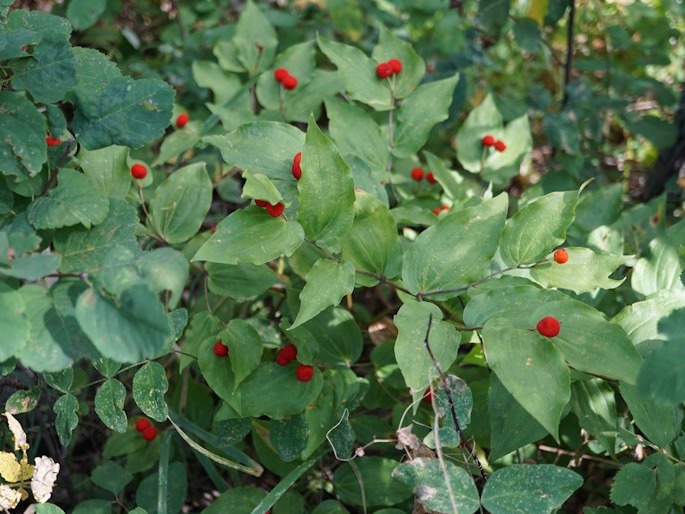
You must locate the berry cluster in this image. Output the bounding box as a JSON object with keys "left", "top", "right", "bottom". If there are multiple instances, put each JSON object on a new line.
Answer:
{"left": 553, "top": 248, "right": 569, "bottom": 264}
{"left": 410, "top": 167, "right": 436, "bottom": 184}
{"left": 481, "top": 134, "right": 507, "bottom": 152}
{"left": 46, "top": 136, "right": 61, "bottom": 147}
{"left": 376, "top": 58, "right": 402, "bottom": 79}
{"left": 274, "top": 68, "right": 298, "bottom": 90}
{"left": 274, "top": 343, "right": 315, "bottom": 383}
{"left": 135, "top": 417, "right": 157, "bottom": 442}
{"left": 255, "top": 199, "right": 284, "bottom": 217}
{"left": 292, "top": 152, "right": 302, "bottom": 180}
{"left": 176, "top": 113, "right": 189, "bottom": 129}
{"left": 130, "top": 163, "right": 147, "bottom": 180}
{"left": 213, "top": 341, "right": 229, "bottom": 357}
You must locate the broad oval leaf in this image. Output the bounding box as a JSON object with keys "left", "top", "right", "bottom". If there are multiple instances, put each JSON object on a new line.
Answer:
{"left": 94, "top": 378, "right": 127, "bottom": 432}
{"left": 0, "top": 288, "right": 31, "bottom": 362}
{"left": 637, "top": 337, "right": 685, "bottom": 405}
{"left": 193, "top": 207, "right": 305, "bottom": 265}
{"left": 220, "top": 319, "right": 264, "bottom": 391}
{"left": 371, "top": 24, "right": 426, "bottom": 100}
{"left": 0, "top": 91, "right": 46, "bottom": 180}
{"left": 132, "top": 361, "right": 169, "bottom": 422}
{"left": 455, "top": 94, "right": 503, "bottom": 173}
{"left": 333, "top": 457, "right": 413, "bottom": 507}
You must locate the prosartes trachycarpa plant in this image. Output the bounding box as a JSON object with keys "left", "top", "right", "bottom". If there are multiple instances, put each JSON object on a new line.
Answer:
{"left": 0, "top": 0, "right": 684, "bottom": 513}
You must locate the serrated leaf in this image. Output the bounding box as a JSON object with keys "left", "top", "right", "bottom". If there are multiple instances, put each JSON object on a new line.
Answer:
{"left": 483, "top": 318, "right": 570, "bottom": 439}
{"left": 393, "top": 74, "right": 459, "bottom": 158}
{"left": 28, "top": 169, "right": 109, "bottom": 229}
{"left": 94, "top": 378, "right": 127, "bottom": 432}
{"left": 481, "top": 464, "right": 583, "bottom": 514}
{"left": 75, "top": 286, "right": 172, "bottom": 363}
{"left": 297, "top": 117, "right": 355, "bottom": 251}
{"left": 66, "top": 0, "right": 107, "bottom": 30}
{"left": 0, "top": 91, "right": 47, "bottom": 180}
{"left": 291, "top": 259, "right": 355, "bottom": 329}
{"left": 402, "top": 193, "right": 508, "bottom": 296}
{"left": 53, "top": 392, "right": 79, "bottom": 446}
{"left": 193, "top": 207, "right": 305, "bottom": 265}
{"left": 150, "top": 162, "right": 213, "bottom": 244}
{"left": 392, "top": 457, "right": 480, "bottom": 514}
{"left": 68, "top": 47, "right": 122, "bottom": 105}
{"left": 72, "top": 77, "right": 174, "bottom": 150}
{"left": 500, "top": 189, "right": 580, "bottom": 266}
{"left": 132, "top": 361, "right": 169, "bottom": 422}
{"left": 610, "top": 463, "right": 657, "bottom": 510}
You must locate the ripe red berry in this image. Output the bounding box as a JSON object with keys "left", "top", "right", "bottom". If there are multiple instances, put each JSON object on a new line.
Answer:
{"left": 175, "top": 113, "right": 189, "bottom": 128}
{"left": 432, "top": 207, "right": 441, "bottom": 216}
{"left": 494, "top": 140, "right": 507, "bottom": 152}
{"left": 130, "top": 164, "right": 147, "bottom": 180}
{"left": 376, "top": 62, "right": 393, "bottom": 79}
{"left": 292, "top": 152, "right": 302, "bottom": 180}
{"left": 421, "top": 388, "right": 433, "bottom": 404}
{"left": 481, "top": 135, "right": 496, "bottom": 147}
{"left": 45, "top": 136, "right": 61, "bottom": 147}
{"left": 410, "top": 167, "right": 424, "bottom": 181}
{"left": 387, "top": 58, "right": 402, "bottom": 74}
{"left": 536, "top": 317, "right": 561, "bottom": 338}
{"left": 213, "top": 341, "right": 229, "bottom": 357}
{"left": 266, "top": 202, "right": 284, "bottom": 217}
{"left": 274, "top": 68, "right": 289, "bottom": 82}
{"left": 295, "top": 364, "right": 314, "bottom": 382}
{"left": 276, "top": 343, "right": 298, "bottom": 366}
{"left": 426, "top": 172, "right": 437, "bottom": 184}
{"left": 142, "top": 425, "right": 157, "bottom": 442}
{"left": 255, "top": 199, "right": 269, "bottom": 207}
{"left": 553, "top": 248, "right": 569, "bottom": 264}
{"left": 281, "top": 74, "right": 298, "bottom": 90}
{"left": 135, "top": 418, "right": 150, "bottom": 432}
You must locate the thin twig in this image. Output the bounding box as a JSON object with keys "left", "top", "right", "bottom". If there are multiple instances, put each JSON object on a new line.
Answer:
{"left": 562, "top": 0, "right": 576, "bottom": 108}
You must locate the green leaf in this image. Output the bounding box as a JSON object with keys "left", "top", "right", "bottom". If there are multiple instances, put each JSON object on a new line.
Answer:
{"left": 327, "top": 410, "right": 355, "bottom": 460}
{"left": 291, "top": 259, "right": 355, "bottom": 329}
{"left": 68, "top": 47, "right": 122, "bottom": 105}
{"left": 66, "top": 0, "right": 107, "bottom": 30}
{"left": 325, "top": 97, "right": 388, "bottom": 174}
{"left": 500, "top": 189, "right": 580, "bottom": 266}
{"left": 241, "top": 171, "right": 282, "bottom": 205}
{"left": 423, "top": 151, "right": 465, "bottom": 200}
{"left": 333, "top": 457, "right": 413, "bottom": 507}
{"left": 371, "top": 24, "right": 426, "bottom": 99}
{"left": 317, "top": 36, "right": 393, "bottom": 111}
{"left": 481, "top": 464, "right": 583, "bottom": 514}
{"left": 54, "top": 197, "right": 138, "bottom": 274}
{"left": 571, "top": 378, "right": 617, "bottom": 454}
{"left": 5, "top": 386, "right": 40, "bottom": 414}
{"left": 0, "top": 288, "right": 30, "bottom": 362}
{"left": 610, "top": 463, "right": 657, "bottom": 511}
{"left": 197, "top": 337, "right": 235, "bottom": 404}
{"left": 340, "top": 191, "right": 401, "bottom": 282}
{"left": 632, "top": 220, "right": 685, "bottom": 296}
{"left": 43, "top": 367, "right": 74, "bottom": 393}
{"left": 482, "top": 115, "right": 533, "bottom": 183}
{"left": 455, "top": 94, "right": 503, "bottom": 173}
{"left": 193, "top": 207, "right": 305, "bottom": 265}
{"left": 206, "top": 262, "right": 281, "bottom": 300}
{"left": 53, "top": 392, "right": 79, "bottom": 446}
{"left": 202, "top": 487, "right": 265, "bottom": 514}
{"left": 232, "top": 0, "right": 277, "bottom": 74}
{"left": 392, "top": 457, "right": 480, "bottom": 514}
{"left": 0, "top": 91, "right": 47, "bottom": 180}
{"left": 193, "top": 61, "right": 252, "bottom": 107}
{"left": 270, "top": 413, "right": 310, "bottom": 462}
{"left": 483, "top": 318, "right": 570, "bottom": 439}
{"left": 11, "top": 37, "right": 77, "bottom": 104}
{"left": 75, "top": 286, "right": 172, "bottom": 363}
{"left": 393, "top": 301, "right": 460, "bottom": 397}
{"left": 613, "top": 290, "right": 685, "bottom": 346}
{"left": 91, "top": 460, "right": 133, "bottom": 496}
{"left": 28, "top": 169, "right": 109, "bottom": 229}
{"left": 489, "top": 374, "right": 548, "bottom": 460}
{"left": 94, "top": 378, "right": 128, "bottom": 432}
{"left": 620, "top": 383, "right": 682, "bottom": 447}
{"left": 133, "top": 362, "right": 169, "bottom": 422}
{"left": 37, "top": 505, "right": 67, "bottom": 514}
{"left": 79, "top": 145, "right": 132, "bottom": 199}
{"left": 476, "top": 0, "right": 511, "bottom": 37}
{"left": 150, "top": 162, "right": 213, "bottom": 244}
{"left": 402, "top": 193, "right": 508, "bottom": 296}
{"left": 430, "top": 376, "right": 473, "bottom": 447}
{"left": 393, "top": 74, "right": 459, "bottom": 158}
{"left": 542, "top": 112, "right": 580, "bottom": 154}
{"left": 637, "top": 338, "right": 685, "bottom": 405}
{"left": 72, "top": 77, "right": 174, "bottom": 150}
{"left": 136, "top": 461, "right": 187, "bottom": 514}
{"left": 220, "top": 320, "right": 263, "bottom": 391}
{"left": 297, "top": 117, "right": 355, "bottom": 251}
{"left": 530, "top": 299, "right": 642, "bottom": 384}
{"left": 530, "top": 247, "right": 629, "bottom": 293}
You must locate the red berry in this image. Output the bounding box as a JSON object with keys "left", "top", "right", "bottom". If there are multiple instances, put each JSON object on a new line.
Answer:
{"left": 553, "top": 248, "right": 569, "bottom": 264}
{"left": 276, "top": 343, "right": 298, "bottom": 366}
{"left": 213, "top": 341, "right": 229, "bottom": 357}
{"left": 494, "top": 140, "right": 507, "bottom": 152}
{"left": 536, "top": 317, "right": 561, "bottom": 338}
{"left": 281, "top": 74, "right": 298, "bottom": 90}
{"left": 142, "top": 425, "right": 157, "bottom": 442}
{"left": 274, "top": 68, "right": 289, "bottom": 82}
{"left": 292, "top": 152, "right": 302, "bottom": 180}
{"left": 130, "top": 164, "right": 147, "bottom": 180}
{"left": 295, "top": 364, "right": 314, "bottom": 382}
{"left": 432, "top": 207, "right": 441, "bottom": 216}
{"left": 255, "top": 199, "right": 269, "bottom": 207}
{"left": 46, "top": 136, "right": 61, "bottom": 147}
{"left": 441, "top": 205, "right": 450, "bottom": 211}
{"left": 387, "top": 58, "right": 402, "bottom": 74}
{"left": 266, "top": 202, "right": 284, "bottom": 217}
{"left": 426, "top": 172, "right": 437, "bottom": 184}
{"left": 135, "top": 418, "right": 150, "bottom": 432}
{"left": 376, "top": 62, "right": 393, "bottom": 79}
{"left": 410, "top": 167, "right": 424, "bottom": 181}
{"left": 421, "top": 388, "right": 433, "bottom": 404}
{"left": 176, "top": 113, "right": 189, "bottom": 128}
{"left": 481, "top": 135, "right": 496, "bottom": 147}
